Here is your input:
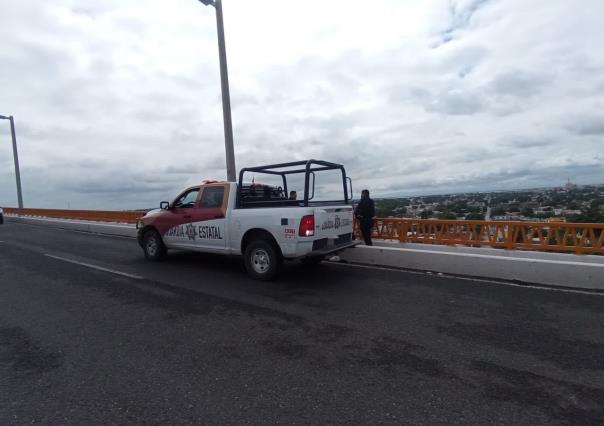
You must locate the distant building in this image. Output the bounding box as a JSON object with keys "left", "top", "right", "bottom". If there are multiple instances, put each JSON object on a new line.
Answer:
{"left": 492, "top": 215, "right": 528, "bottom": 221}
{"left": 547, "top": 217, "right": 566, "bottom": 223}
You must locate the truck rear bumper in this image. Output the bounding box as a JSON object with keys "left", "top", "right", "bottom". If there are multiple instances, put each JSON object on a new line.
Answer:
{"left": 305, "top": 240, "right": 360, "bottom": 258}
{"left": 285, "top": 233, "right": 359, "bottom": 259}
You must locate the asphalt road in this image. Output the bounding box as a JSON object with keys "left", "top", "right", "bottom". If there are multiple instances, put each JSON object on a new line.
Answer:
{"left": 1, "top": 221, "right": 603, "bottom": 425}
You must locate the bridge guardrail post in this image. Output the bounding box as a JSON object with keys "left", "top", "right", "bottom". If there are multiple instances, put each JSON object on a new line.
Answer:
{"left": 398, "top": 221, "right": 405, "bottom": 243}
{"left": 506, "top": 223, "right": 514, "bottom": 250}
{"left": 576, "top": 226, "right": 583, "bottom": 255}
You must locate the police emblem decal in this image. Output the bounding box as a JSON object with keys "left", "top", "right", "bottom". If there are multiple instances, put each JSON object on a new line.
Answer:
{"left": 186, "top": 224, "right": 197, "bottom": 241}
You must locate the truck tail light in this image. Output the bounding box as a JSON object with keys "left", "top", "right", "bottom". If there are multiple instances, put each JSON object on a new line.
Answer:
{"left": 299, "top": 215, "right": 315, "bottom": 237}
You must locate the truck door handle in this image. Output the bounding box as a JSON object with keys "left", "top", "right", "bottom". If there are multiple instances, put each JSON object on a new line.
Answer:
{"left": 184, "top": 215, "right": 192, "bottom": 219}
{"left": 214, "top": 214, "right": 224, "bottom": 219}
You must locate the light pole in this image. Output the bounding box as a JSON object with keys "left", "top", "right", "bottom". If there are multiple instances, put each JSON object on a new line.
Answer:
{"left": 198, "top": 0, "right": 236, "bottom": 182}
{"left": 0, "top": 114, "right": 23, "bottom": 208}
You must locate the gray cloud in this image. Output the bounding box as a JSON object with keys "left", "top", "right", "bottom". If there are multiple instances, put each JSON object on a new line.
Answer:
{"left": 504, "top": 138, "right": 552, "bottom": 149}
{"left": 489, "top": 70, "right": 549, "bottom": 97}
{"left": 437, "top": 0, "right": 493, "bottom": 46}
{"left": 423, "top": 91, "right": 485, "bottom": 115}
{"left": 568, "top": 117, "right": 604, "bottom": 136}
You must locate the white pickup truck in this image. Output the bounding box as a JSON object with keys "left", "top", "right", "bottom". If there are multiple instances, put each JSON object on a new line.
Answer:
{"left": 136, "top": 160, "right": 357, "bottom": 280}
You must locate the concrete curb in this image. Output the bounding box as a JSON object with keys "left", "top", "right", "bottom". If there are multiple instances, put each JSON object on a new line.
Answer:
{"left": 6, "top": 215, "right": 137, "bottom": 238}
{"left": 339, "top": 244, "right": 604, "bottom": 291}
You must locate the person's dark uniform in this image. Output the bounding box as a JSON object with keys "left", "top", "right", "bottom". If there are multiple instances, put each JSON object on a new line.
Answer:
{"left": 355, "top": 190, "right": 375, "bottom": 246}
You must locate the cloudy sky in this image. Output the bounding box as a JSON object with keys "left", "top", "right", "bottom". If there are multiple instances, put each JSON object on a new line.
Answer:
{"left": 1, "top": 0, "right": 603, "bottom": 209}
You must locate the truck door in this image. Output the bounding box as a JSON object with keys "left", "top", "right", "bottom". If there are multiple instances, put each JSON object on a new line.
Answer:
{"left": 191, "top": 184, "right": 228, "bottom": 251}
{"left": 161, "top": 187, "right": 200, "bottom": 248}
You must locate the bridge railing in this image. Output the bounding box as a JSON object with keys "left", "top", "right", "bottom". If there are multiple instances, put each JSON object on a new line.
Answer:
{"left": 4, "top": 208, "right": 603, "bottom": 254}
{"left": 3, "top": 208, "right": 142, "bottom": 224}
{"left": 357, "top": 218, "right": 604, "bottom": 255}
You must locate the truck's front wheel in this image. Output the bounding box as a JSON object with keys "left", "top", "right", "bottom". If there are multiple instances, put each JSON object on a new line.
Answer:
{"left": 244, "top": 240, "right": 282, "bottom": 281}
{"left": 142, "top": 229, "right": 167, "bottom": 261}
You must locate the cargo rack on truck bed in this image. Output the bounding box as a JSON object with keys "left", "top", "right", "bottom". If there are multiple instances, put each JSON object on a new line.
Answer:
{"left": 237, "top": 159, "right": 352, "bottom": 208}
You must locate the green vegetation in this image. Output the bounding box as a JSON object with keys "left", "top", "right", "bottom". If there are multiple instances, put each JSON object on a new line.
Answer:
{"left": 569, "top": 208, "right": 604, "bottom": 223}
{"left": 521, "top": 207, "right": 534, "bottom": 217}
{"left": 371, "top": 184, "right": 604, "bottom": 223}
{"left": 465, "top": 212, "right": 486, "bottom": 221}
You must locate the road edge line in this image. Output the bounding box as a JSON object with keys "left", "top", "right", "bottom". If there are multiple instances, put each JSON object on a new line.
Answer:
{"left": 44, "top": 254, "right": 143, "bottom": 280}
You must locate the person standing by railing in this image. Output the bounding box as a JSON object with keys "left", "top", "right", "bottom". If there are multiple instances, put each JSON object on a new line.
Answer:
{"left": 355, "top": 189, "right": 375, "bottom": 246}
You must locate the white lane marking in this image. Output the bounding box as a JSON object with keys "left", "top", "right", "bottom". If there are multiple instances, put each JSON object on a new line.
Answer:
{"left": 69, "top": 229, "right": 135, "bottom": 239}
{"left": 329, "top": 261, "right": 604, "bottom": 296}
{"left": 363, "top": 246, "right": 604, "bottom": 268}
{"left": 44, "top": 254, "right": 142, "bottom": 280}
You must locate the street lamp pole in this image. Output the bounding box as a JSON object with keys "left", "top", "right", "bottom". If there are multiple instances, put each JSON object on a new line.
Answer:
{"left": 198, "top": 0, "right": 236, "bottom": 182}
{"left": 0, "top": 114, "right": 23, "bottom": 208}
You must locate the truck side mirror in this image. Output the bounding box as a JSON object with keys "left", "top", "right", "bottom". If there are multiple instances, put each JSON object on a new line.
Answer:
{"left": 160, "top": 201, "right": 170, "bottom": 210}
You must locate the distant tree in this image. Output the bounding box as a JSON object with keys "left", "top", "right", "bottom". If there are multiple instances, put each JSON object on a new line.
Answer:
{"left": 420, "top": 210, "right": 433, "bottom": 219}
{"left": 375, "top": 198, "right": 405, "bottom": 217}
{"left": 452, "top": 201, "right": 468, "bottom": 211}
{"left": 521, "top": 207, "right": 534, "bottom": 217}
{"left": 465, "top": 212, "right": 485, "bottom": 221}
{"left": 591, "top": 198, "right": 604, "bottom": 209}
{"left": 569, "top": 208, "right": 604, "bottom": 224}
{"left": 509, "top": 206, "right": 520, "bottom": 213}
{"left": 438, "top": 211, "right": 457, "bottom": 220}
{"left": 491, "top": 207, "right": 506, "bottom": 216}
{"left": 536, "top": 212, "right": 554, "bottom": 219}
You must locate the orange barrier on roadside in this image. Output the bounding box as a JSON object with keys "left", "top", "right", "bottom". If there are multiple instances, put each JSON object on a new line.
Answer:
{"left": 356, "top": 218, "right": 604, "bottom": 255}
{"left": 4, "top": 208, "right": 143, "bottom": 224}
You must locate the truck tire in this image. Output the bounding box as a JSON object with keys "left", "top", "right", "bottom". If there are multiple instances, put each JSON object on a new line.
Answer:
{"left": 244, "top": 239, "right": 282, "bottom": 281}
{"left": 142, "top": 229, "right": 167, "bottom": 261}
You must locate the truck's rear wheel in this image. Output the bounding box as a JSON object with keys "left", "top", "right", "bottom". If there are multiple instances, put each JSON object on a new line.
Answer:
{"left": 143, "top": 229, "right": 167, "bottom": 261}
{"left": 244, "top": 240, "right": 282, "bottom": 281}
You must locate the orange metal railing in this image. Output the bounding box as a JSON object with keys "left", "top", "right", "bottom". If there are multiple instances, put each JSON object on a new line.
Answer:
{"left": 3, "top": 208, "right": 142, "bottom": 224}
{"left": 356, "top": 218, "right": 604, "bottom": 255}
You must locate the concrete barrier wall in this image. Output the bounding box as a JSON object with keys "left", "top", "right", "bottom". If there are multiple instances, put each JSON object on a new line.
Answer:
{"left": 339, "top": 244, "right": 604, "bottom": 291}
{"left": 6, "top": 215, "right": 137, "bottom": 238}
